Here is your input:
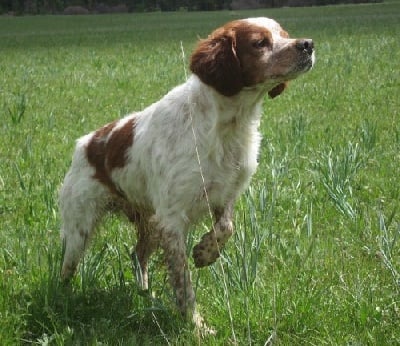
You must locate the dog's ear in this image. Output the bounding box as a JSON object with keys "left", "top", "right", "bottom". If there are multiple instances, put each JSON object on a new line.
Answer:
{"left": 190, "top": 28, "right": 243, "bottom": 97}
{"left": 268, "top": 82, "right": 288, "bottom": 99}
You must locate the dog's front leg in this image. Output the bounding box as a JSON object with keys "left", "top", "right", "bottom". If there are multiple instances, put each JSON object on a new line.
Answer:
{"left": 192, "top": 202, "right": 234, "bottom": 268}
{"left": 160, "top": 227, "right": 196, "bottom": 319}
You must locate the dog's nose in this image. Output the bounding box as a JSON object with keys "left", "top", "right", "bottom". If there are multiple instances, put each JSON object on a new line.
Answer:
{"left": 296, "top": 39, "right": 314, "bottom": 55}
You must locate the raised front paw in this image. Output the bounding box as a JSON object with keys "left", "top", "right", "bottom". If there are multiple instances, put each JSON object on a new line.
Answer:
{"left": 192, "top": 233, "right": 221, "bottom": 268}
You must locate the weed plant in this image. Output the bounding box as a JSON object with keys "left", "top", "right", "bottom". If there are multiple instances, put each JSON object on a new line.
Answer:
{"left": 1, "top": 2, "right": 399, "bottom": 344}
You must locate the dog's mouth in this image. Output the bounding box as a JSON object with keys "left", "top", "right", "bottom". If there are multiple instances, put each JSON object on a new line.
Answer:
{"left": 293, "top": 53, "right": 315, "bottom": 75}
{"left": 297, "top": 52, "right": 315, "bottom": 73}
{"left": 268, "top": 41, "right": 315, "bottom": 82}
{"left": 284, "top": 49, "right": 315, "bottom": 80}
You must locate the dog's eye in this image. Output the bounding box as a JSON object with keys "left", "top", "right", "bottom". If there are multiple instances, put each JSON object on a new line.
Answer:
{"left": 253, "top": 38, "right": 270, "bottom": 49}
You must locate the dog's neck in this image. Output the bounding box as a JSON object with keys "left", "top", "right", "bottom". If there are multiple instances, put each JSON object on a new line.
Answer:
{"left": 187, "top": 74, "right": 267, "bottom": 127}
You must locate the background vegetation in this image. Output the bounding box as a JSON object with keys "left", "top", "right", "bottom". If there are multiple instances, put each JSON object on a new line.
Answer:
{"left": 1, "top": 1, "right": 399, "bottom": 344}
{"left": 0, "top": 0, "right": 382, "bottom": 15}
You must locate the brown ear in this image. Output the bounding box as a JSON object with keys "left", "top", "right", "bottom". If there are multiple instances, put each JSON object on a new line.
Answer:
{"left": 190, "top": 30, "right": 243, "bottom": 97}
{"left": 268, "top": 82, "right": 288, "bottom": 99}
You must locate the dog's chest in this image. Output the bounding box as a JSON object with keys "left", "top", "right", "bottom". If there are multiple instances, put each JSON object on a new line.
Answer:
{"left": 203, "top": 127, "right": 260, "bottom": 206}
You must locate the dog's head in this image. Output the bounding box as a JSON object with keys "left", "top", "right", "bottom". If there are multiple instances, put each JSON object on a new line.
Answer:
{"left": 190, "top": 17, "right": 315, "bottom": 98}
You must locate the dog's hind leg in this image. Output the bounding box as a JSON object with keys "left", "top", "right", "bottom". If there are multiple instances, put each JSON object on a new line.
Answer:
{"left": 125, "top": 210, "right": 160, "bottom": 291}
{"left": 59, "top": 169, "right": 108, "bottom": 281}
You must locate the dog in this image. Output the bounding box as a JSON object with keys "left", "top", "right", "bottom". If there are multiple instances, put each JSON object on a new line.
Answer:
{"left": 59, "top": 17, "right": 315, "bottom": 328}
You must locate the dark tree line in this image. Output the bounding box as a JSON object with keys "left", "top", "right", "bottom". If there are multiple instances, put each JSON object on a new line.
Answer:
{"left": 0, "top": 0, "right": 382, "bottom": 15}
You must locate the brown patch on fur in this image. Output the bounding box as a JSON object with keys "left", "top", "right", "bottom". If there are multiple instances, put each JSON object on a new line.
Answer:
{"left": 280, "top": 29, "right": 289, "bottom": 38}
{"left": 233, "top": 23, "right": 273, "bottom": 87}
{"left": 107, "top": 119, "right": 135, "bottom": 169}
{"left": 190, "top": 26, "right": 242, "bottom": 97}
{"left": 86, "top": 118, "right": 136, "bottom": 196}
{"left": 190, "top": 20, "right": 275, "bottom": 96}
{"left": 86, "top": 120, "right": 117, "bottom": 193}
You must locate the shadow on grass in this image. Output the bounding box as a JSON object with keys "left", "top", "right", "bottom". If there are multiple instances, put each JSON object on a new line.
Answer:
{"left": 21, "top": 251, "right": 186, "bottom": 344}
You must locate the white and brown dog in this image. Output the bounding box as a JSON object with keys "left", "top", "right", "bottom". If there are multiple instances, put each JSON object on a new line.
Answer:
{"left": 59, "top": 17, "right": 314, "bottom": 327}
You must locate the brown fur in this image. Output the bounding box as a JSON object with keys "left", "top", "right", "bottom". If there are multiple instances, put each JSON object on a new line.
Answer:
{"left": 86, "top": 118, "right": 136, "bottom": 197}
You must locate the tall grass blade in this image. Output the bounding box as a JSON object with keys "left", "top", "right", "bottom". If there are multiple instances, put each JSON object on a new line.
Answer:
{"left": 314, "top": 142, "right": 363, "bottom": 219}
{"left": 377, "top": 209, "right": 400, "bottom": 289}
{"left": 7, "top": 93, "right": 26, "bottom": 125}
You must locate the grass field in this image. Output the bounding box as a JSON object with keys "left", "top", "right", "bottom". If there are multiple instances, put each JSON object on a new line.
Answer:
{"left": 1, "top": 2, "right": 399, "bottom": 344}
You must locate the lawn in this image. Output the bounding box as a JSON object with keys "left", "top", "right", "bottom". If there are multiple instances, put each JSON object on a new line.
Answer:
{"left": 1, "top": 2, "right": 399, "bottom": 344}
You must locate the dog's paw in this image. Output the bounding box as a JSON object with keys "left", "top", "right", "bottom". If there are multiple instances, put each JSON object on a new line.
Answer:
{"left": 192, "top": 233, "right": 220, "bottom": 268}
{"left": 193, "top": 310, "right": 217, "bottom": 336}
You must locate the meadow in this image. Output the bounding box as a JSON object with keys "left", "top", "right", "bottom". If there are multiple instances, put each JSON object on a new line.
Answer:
{"left": 1, "top": 2, "right": 399, "bottom": 344}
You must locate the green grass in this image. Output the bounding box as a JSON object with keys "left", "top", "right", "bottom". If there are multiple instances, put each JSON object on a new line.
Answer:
{"left": 1, "top": 2, "right": 400, "bottom": 344}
